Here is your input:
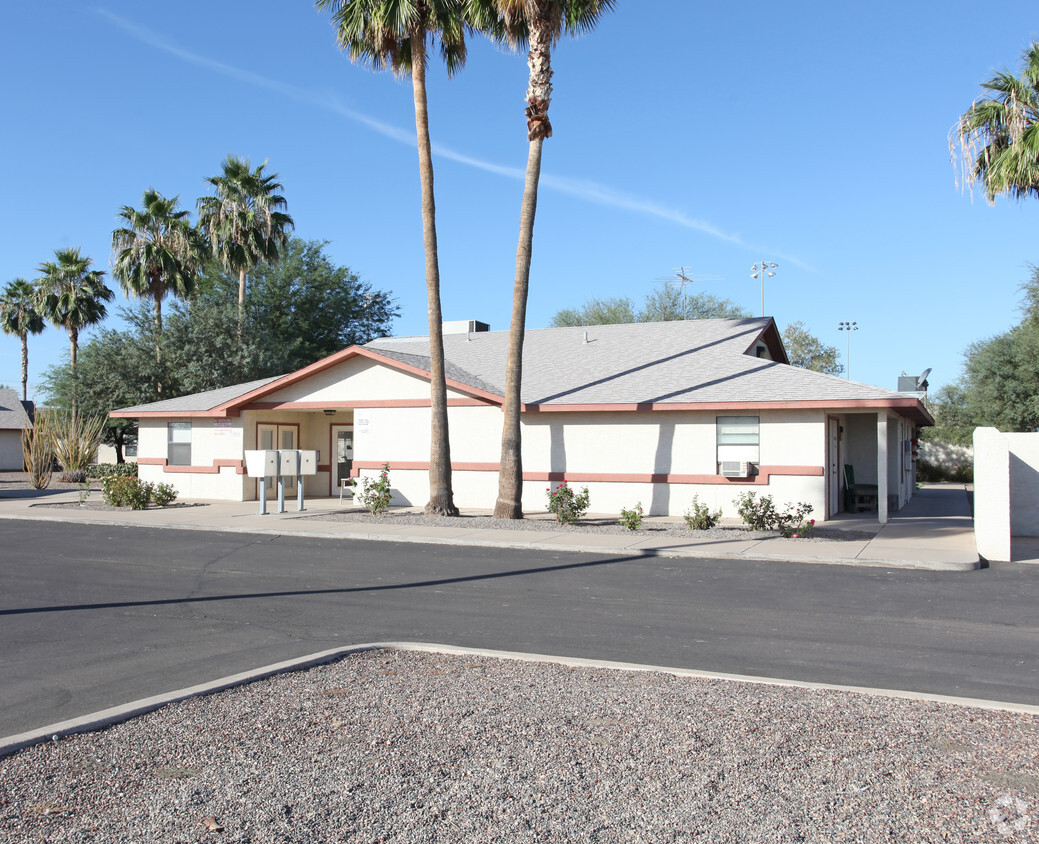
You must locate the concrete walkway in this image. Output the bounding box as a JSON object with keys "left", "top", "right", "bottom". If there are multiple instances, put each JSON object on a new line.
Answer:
{"left": 0, "top": 482, "right": 981, "bottom": 571}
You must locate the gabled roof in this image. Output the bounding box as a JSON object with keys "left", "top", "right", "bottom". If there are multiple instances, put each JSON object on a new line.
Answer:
{"left": 110, "top": 319, "right": 932, "bottom": 424}
{"left": 0, "top": 389, "right": 31, "bottom": 431}
{"left": 111, "top": 376, "right": 282, "bottom": 416}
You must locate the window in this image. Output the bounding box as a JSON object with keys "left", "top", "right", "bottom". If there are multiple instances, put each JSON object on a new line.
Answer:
{"left": 717, "top": 416, "right": 759, "bottom": 445}
{"left": 168, "top": 421, "right": 191, "bottom": 466}
{"left": 717, "top": 416, "right": 760, "bottom": 470}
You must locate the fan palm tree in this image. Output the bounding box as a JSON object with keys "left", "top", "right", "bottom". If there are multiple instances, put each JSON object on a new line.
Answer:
{"left": 112, "top": 189, "right": 203, "bottom": 399}
{"left": 35, "top": 248, "right": 113, "bottom": 374}
{"left": 315, "top": 0, "right": 472, "bottom": 517}
{"left": 489, "top": 0, "right": 615, "bottom": 519}
{"left": 954, "top": 41, "right": 1039, "bottom": 203}
{"left": 0, "top": 278, "right": 46, "bottom": 402}
{"left": 197, "top": 155, "right": 294, "bottom": 338}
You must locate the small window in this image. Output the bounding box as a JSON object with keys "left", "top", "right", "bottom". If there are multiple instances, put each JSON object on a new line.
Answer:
{"left": 717, "top": 416, "right": 759, "bottom": 445}
{"left": 717, "top": 416, "right": 760, "bottom": 472}
{"left": 168, "top": 421, "right": 192, "bottom": 466}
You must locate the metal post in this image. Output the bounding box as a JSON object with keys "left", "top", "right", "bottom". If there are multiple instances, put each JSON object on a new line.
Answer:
{"left": 297, "top": 473, "right": 305, "bottom": 512}
{"left": 259, "top": 478, "right": 268, "bottom": 516}
{"left": 277, "top": 475, "right": 286, "bottom": 514}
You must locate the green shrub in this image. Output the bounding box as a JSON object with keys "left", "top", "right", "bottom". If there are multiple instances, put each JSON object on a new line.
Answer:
{"left": 101, "top": 475, "right": 153, "bottom": 509}
{"left": 151, "top": 483, "right": 179, "bottom": 507}
{"left": 88, "top": 462, "right": 138, "bottom": 479}
{"left": 618, "top": 502, "right": 644, "bottom": 531}
{"left": 546, "top": 482, "right": 590, "bottom": 525}
{"left": 915, "top": 458, "right": 974, "bottom": 484}
{"left": 735, "top": 491, "right": 779, "bottom": 530}
{"left": 775, "top": 502, "right": 815, "bottom": 538}
{"left": 684, "top": 496, "right": 722, "bottom": 530}
{"left": 359, "top": 464, "right": 393, "bottom": 516}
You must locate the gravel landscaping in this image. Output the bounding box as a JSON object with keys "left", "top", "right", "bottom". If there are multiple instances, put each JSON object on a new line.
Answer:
{"left": 1, "top": 649, "right": 1036, "bottom": 843}
{"left": 305, "top": 509, "right": 879, "bottom": 543}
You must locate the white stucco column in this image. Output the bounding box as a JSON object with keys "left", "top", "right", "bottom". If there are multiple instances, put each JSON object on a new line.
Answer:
{"left": 877, "top": 413, "right": 889, "bottom": 524}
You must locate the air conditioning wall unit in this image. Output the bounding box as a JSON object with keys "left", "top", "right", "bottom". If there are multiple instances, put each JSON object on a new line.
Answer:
{"left": 719, "top": 461, "right": 751, "bottom": 478}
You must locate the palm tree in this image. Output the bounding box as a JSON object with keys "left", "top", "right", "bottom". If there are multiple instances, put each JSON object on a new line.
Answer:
{"left": 0, "top": 278, "right": 46, "bottom": 402}
{"left": 315, "top": 0, "right": 471, "bottom": 517}
{"left": 112, "top": 189, "right": 202, "bottom": 399}
{"left": 35, "top": 247, "right": 113, "bottom": 374}
{"left": 489, "top": 0, "right": 615, "bottom": 519}
{"left": 197, "top": 155, "right": 294, "bottom": 338}
{"left": 954, "top": 41, "right": 1039, "bottom": 202}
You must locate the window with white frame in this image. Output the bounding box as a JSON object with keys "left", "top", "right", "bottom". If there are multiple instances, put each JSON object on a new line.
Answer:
{"left": 716, "top": 416, "right": 760, "bottom": 471}
{"left": 168, "top": 421, "right": 192, "bottom": 466}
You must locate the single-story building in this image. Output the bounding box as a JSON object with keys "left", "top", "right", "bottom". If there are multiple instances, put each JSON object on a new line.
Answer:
{"left": 110, "top": 318, "right": 933, "bottom": 522}
{"left": 0, "top": 388, "right": 33, "bottom": 471}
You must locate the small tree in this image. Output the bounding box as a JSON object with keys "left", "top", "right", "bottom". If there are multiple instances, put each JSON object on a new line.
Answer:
{"left": 782, "top": 321, "right": 844, "bottom": 375}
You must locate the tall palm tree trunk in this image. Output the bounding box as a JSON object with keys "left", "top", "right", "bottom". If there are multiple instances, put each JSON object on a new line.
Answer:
{"left": 238, "top": 267, "right": 247, "bottom": 342}
{"left": 69, "top": 328, "right": 78, "bottom": 373}
{"left": 154, "top": 289, "right": 164, "bottom": 399}
{"left": 495, "top": 14, "right": 553, "bottom": 519}
{"left": 494, "top": 138, "right": 544, "bottom": 518}
{"left": 412, "top": 32, "right": 458, "bottom": 516}
{"left": 20, "top": 334, "right": 29, "bottom": 402}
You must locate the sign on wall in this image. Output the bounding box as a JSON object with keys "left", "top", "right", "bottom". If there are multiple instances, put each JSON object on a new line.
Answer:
{"left": 355, "top": 413, "right": 371, "bottom": 435}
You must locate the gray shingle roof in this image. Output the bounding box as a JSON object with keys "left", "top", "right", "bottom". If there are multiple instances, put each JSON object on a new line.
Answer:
{"left": 113, "top": 376, "right": 282, "bottom": 414}
{"left": 0, "top": 389, "right": 30, "bottom": 430}
{"left": 110, "top": 319, "right": 926, "bottom": 417}
{"left": 368, "top": 319, "right": 911, "bottom": 406}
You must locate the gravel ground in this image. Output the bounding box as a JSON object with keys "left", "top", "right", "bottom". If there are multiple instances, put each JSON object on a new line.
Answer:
{"left": 305, "top": 509, "right": 877, "bottom": 543}
{"left": 2, "top": 650, "right": 1036, "bottom": 843}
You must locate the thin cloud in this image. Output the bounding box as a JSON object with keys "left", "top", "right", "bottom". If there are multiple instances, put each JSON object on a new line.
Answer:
{"left": 96, "top": 8, "right": 813, "bottom": 271}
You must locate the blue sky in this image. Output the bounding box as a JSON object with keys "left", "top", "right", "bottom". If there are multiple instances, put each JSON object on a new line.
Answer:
{"left": 3, "top": 1, "right": 1038, "bottom": 398}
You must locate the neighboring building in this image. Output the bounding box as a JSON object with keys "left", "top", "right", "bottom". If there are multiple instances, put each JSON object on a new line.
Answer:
{"left": 110, "top": 319, "right": 933, "bottom": 522}
{"left": 0, "top": 388, "right": 33, "bottom": 471}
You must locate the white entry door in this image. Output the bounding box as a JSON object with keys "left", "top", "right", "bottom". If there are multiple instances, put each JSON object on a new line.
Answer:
{"left": 258, "top": 424, "right": 297, "bottom": 495}
{"left": 828, "top": 417, "right": 840, "bottom": 517}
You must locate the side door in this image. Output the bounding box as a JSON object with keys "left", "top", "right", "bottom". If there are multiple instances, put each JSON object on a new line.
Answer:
{"left": 331, "top": 425, "right": 354, "bottom": 496}
{"left": 827, "top": 417, "right": 841, "bottom": 517}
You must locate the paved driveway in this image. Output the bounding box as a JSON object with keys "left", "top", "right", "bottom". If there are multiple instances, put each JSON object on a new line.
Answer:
{"left": 2, "top": 519, "right": 1037, "bottom": 738}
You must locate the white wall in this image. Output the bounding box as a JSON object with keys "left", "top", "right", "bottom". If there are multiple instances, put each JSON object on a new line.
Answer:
{"left": 1006, "top": 433, "right": 1039, "bottom": 538}
{"left": 137, "top": 418, "right": 248, "bottom": 500}
{"left": 974, "top": 427, "right": 1012, "bottom": 562}
{"left": 351, "top": 406, "right": 829, "bottom": 518}
{"left": 0, "top": 430, "right": 23, "bottom": 471}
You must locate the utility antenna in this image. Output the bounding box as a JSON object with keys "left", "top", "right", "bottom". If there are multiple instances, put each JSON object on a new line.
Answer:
{"left": 651, "top": 265, "right": 724, "bottom": 319}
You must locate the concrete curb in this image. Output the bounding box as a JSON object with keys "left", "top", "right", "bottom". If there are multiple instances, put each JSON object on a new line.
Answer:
{"left": 3, "top": 641, "right": 1034, "bottom": 760}
{"left": 0, "top": 511, "right": 981, "bottom": 572}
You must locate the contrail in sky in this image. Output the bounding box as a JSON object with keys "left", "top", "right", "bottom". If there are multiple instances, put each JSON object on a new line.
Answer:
{"left": 96, "top": 9, "right": 812, "bottom": 270}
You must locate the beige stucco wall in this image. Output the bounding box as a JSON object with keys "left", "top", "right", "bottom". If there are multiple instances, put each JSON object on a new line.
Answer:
{"left": 262, "top": 357, "right": 473, "bottom": 404}
{"left": 349, "top": 406, "right": 829, "bottom": 518}
{"left": 0, "top": 430, "right": 23, "bottom": 471}
{"left": 137, "top": 417, "right": 248, "bottom": 500}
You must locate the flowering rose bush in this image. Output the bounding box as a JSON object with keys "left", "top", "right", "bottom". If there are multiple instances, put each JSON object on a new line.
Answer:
{"left": 546, "top": 482, "right": 590, "bottom": 525}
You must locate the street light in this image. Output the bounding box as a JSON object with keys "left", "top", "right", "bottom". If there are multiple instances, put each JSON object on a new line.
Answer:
{"left": 838, "top": 320, "right": 858, "bottom": 380}
{"left": 750, "top": 261, "right": 777, "bottom": 317}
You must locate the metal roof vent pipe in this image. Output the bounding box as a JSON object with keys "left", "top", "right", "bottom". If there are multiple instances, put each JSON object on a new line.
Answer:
{"left": 583, "top": 331, "right": 589, "bottom": 344}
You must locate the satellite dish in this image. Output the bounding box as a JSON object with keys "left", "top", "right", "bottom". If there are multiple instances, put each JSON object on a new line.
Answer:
{"left": 917, "top": 367, "right": 932, "bottom": 390}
